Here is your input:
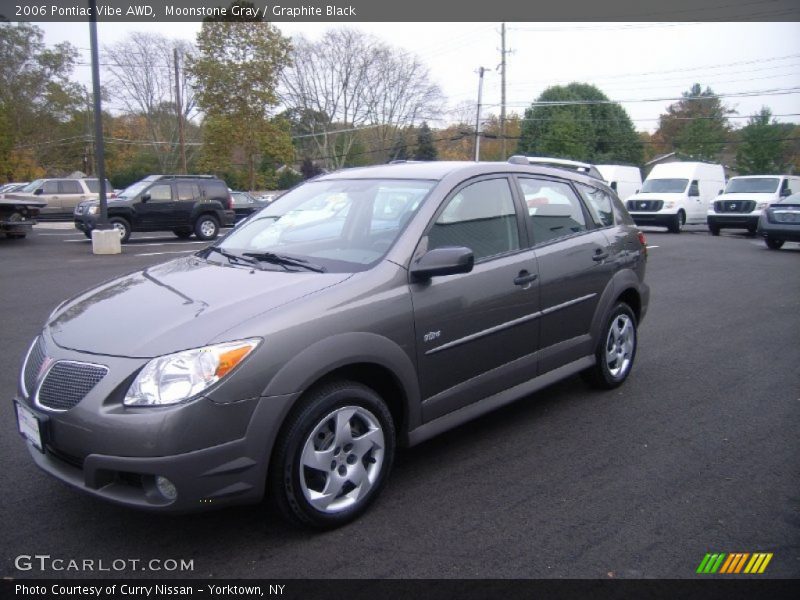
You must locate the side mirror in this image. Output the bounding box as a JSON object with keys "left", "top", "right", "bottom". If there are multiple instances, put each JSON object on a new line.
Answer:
{"left": 410, "top": 246, "right": 474, "bottom": 280}
{"left": 34, "top": 188, "right": 44, "bottom": 196}
{"left": 141, "top": 193, "right": 151, "bottom": 203}
{"left": 781, "top": 188, "right": 791, "bottom": 197}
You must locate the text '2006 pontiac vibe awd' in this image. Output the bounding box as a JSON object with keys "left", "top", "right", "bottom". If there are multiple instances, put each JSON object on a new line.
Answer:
{"left": 14, "top": 159, "right": 649, "bottom": 529}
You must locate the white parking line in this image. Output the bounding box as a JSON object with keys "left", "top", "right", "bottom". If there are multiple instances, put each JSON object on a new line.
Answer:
{"left": 64, "top": 239, "right": 208, "bottom": 247}
{"left": 646, "top": 245, "right": 659, "bottom": 249}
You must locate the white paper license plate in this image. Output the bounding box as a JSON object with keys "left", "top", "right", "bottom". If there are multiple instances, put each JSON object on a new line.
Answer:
{"left": 16, "top": 403, "right": 43, "bottom": 451}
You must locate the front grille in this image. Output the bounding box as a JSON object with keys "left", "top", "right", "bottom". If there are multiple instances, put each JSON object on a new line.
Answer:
{"left": 715, "top": 200, "right": 756, "bottom": 213}
{"left": 45, "top": 445, "right": 85, "bottom": 469}
{"left": 23, "top": 337, "right": 46, "bottom": 397}
{"left": 627, "top": 200, "right": 663, "bottom": 212}
{"left": 37, "top": 361, "right": 108, "bottom": 411}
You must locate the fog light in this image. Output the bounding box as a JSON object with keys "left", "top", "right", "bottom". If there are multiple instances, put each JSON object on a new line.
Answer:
{"left": 155, "top": 475, "right": 178, "bottom": 501}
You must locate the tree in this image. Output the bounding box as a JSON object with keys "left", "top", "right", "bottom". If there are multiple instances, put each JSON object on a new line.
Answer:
{"left": 414, "top": 122, "right": 437, "bottom": 161}
{"left": 103, "top": 33, "right": 198, "bottom": 173}
{"left": 281, "top": 28, "right": 442, "bottom": 169}
{"left": 0, "top": 22, "right": 83, "bottom": 180}
{"left": 518, "top": 83, "right": 642, "bottom": 165}
{"left": 655, "top": 83, "right": 734, "bottom": 162}
{"left": 735, "top": 107, "right": 789, "bottom": 174}
{"left": 187, "top": 21, "right": 293, "bottom": 189}
{"left": 479, "top": 114, "right": 521, "bottom": 161}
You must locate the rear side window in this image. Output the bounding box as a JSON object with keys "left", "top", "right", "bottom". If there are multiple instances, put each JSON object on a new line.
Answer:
{"left": 177, "top": 183, "right": 200, "bottom": 202}
{"left": 84, "top": 179, "right": 113, "bottom": 194}
{"left": 519, "top": 178, "right": 589, "bottom": 244}
{"left": 577, "top": 184, "right": 615, "bottom": 227}
{"left": 203, "top": 181, "right": 228, "bottom": 201}
{"left": 59, "top": 180, "right": 83, "bottom": 194}
{"left": 428, "top": 178, "right": 519, "bottom": 262}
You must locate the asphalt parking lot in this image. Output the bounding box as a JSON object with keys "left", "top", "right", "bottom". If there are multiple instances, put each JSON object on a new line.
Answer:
{"left": 1, "top": 223, "right": 798, "bottom": 579}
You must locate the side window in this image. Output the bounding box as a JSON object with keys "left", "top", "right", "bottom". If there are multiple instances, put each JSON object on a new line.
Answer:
{"left": 42, "top": 181, "right": 60, "bottom": 194}
{"left": 428, "top": 178, "right": 519, "bottom": 262}
{"left": 59, "top": 180, "right": 82, "bottom": 194}
{"left": 577, "top": 184, "right": 615, "bottom": 227}
{"left": 688, "top": 180, "right": 699, "bottom": 196}
{"left": 147, "top": 184, "right": 172, "bottom": 202}
{"left": 177, "top": 183, "right": 200, "bottom": 202}
{"left": 519, "top": 178, "right": 588, "bottom": 244}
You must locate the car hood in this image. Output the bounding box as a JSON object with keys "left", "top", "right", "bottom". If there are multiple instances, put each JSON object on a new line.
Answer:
{"left": 47, "top": 256, "right": 352, "bottom": 358}
{"left": 713, "top": 193, "right": 775, "bottom": 201}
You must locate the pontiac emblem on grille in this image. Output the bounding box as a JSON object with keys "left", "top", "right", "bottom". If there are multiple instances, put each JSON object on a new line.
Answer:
{"left": 37, "top": 356, "right": 54, "bottom": 382}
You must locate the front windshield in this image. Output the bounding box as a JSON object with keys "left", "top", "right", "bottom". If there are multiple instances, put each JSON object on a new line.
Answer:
{"left": 117, "top": 180, "right": 151, "bottom": 199}
{"left": 216, "top": 178, "right": 435, "bottom": 273}
{"left": 724, "top": 178, "right": 779, "bottom": 194}
{"left": 21, "top": 179, "right": 45, "bottom": 193}
{"left": 641, "top": 178, "right": 689, "bottom": 194}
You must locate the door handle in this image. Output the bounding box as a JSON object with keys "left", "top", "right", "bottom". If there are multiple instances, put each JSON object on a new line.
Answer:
{"left": 514, "top": 270, "right": 538, "bottom": 286}
{"left": 592, "top": 251, "right": 609, "bottom": 262}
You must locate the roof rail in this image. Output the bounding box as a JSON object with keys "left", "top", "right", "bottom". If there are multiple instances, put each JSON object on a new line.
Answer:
{"left": 154, "top": 174, "right": 217, "bottom": 180}
{"left": 507, "top": 155, "right": 604, "bottom": 180}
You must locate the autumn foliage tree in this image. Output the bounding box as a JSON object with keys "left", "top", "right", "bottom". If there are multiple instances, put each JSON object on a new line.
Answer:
{"left": 187, "top": 20, "right": 294, "bottom": 189}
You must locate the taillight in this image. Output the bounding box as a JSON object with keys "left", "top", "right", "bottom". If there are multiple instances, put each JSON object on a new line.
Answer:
{"left": 637, "top": 231, "right": 648, "bottom": 257}
{"left": 227, "top": 195, "right": 234, "bottom": 210}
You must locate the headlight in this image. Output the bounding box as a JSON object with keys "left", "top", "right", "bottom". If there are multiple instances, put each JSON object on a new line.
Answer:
{"left": 757, "top": 202, "right": 768, "bottom": 210}
{"left": 124, "top": 339, "right": 260, "bottom": 407}
{"left": 87, "top": 205, "right": 99, "bottom": 215}
{"left": 664, "top": 201, "right": 676, "bottom": 209}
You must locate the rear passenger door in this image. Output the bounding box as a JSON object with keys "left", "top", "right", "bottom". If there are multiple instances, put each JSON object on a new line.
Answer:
{"left": 517, "top": 176, "right": 615, "bottom": 374}
{"left": 410, "top": 176, "right": 541, "bottom": 422}
{"left": 58, "top": 179, "right": 88, "bottom": 213}
{"left": 175, "top": 182, "right": 201, "bottom": 226}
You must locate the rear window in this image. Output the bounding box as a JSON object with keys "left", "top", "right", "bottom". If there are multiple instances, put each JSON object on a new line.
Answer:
{"left": 202, "top": 180, "right": 228, "bottom": 200}
{"left": 84, "top": 179, "right": 113, "bottom": 194}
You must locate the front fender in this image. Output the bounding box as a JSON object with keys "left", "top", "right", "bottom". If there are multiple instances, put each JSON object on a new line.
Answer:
{"left": 261, "top": 331, "right": 422, "bottom": 432}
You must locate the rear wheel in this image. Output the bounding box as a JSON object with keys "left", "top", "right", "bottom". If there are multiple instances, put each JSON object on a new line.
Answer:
{"left": 269, "top": 380, "right": 395, "bottom": 529}
{"left": 194, "top": 215, "right": 219, "bottom": 241}
{"left": 765, "top": 237, "right": 784, "bottom": 250}
{"left": 582, "top": 302, "right": 638, "bottom": 389}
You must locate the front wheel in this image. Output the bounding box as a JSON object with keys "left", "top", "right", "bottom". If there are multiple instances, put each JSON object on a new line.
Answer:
{"left": 269, "top": 380, "right": 395, "bottom": 529}
{"left": 173, "top": 229, "right": 192, "bottom": 239}
{"left": 708, "top": 224, "right": 720, "bottom": 236}
{"left": 109, "top": 217, "right": 131, "bottom": 243}
{"left": 668, "top": 211, "right": 685, "bottom": 234}
{"left": 765, "top": 237, "right": 784, "bottom": 250}
{"left": 582, "top": 302, "right": 638, "bottom": 389}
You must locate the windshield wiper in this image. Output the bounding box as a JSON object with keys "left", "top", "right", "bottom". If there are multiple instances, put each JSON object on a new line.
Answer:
{"left": 242, "top": 251, "right": 327, "bottom": 273}
{"left": 204, "top": 247, "right": 263, "bottom": 270}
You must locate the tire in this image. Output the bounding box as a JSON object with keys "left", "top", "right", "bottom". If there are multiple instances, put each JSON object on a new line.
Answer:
{"left": 746, "top": 226, "right": 757, "bottom": 236}
{"left": 765, "top": 237, "right": 784, "bottom": 250}
{"left": 6, "top": 232, "right": 26, "bottom": 239}
{"left": 668, "top": 211, "right": 685, "bottom": 234}
{"left": 194, "top": 214, "right": 219, "bottom": 241}
{"left": 83, "top": 231, "right": 92, "bottom": 239}
{"left": 582, "top": 302, "right": 638, "bottom": 390}
{"left": 269, "top": 380, "right": 395, "bottom": 529}
{"left": 708, "top": 224, "right": 720, "bottom": 236}
{"left": 173, "top": 229, "right": 192, "bottom": 239}
{"left": 109, "top": 217, "right": 131, "bottom": 243}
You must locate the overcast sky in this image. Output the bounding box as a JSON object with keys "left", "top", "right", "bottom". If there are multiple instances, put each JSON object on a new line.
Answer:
{"left": 39, "top": 21, "right": 800, "bottom": 133}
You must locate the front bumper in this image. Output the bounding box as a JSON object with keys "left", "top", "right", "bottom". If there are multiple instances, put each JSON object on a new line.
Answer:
{"left": 629, "top": 213, "right": 675, "bottom": 228}
{"left": 707, "top": 214, "right": 759, "bottom": 230}
{"left": 757, "top": 221, "right": 800, "bottom": 243}
{"left": 15, "top": 332, "right": 298, "bottom": 512}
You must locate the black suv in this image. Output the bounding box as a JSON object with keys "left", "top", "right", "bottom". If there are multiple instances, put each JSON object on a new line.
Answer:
{"left": 74, "top": 175, "right": 235, "bottom": 242}
{"left": 17, "top": 160, "right": 648, "bottom": 529}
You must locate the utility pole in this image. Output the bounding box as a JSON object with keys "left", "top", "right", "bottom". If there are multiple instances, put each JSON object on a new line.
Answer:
{"left": 88, "top": 0, "right": 108, "bottom": 229}
{"left": 475, "top": 67, "right": 486, "bottom": 162}
{"left": 500, "top": 23, "right": 507, "bottom": 159}
{"left": 174, "top": 47, "right": 187, "bottom": 174}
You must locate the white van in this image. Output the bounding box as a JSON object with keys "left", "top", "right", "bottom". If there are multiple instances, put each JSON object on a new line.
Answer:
{"left": 706, "top": 175, "right": 800, "bottom": 236}
{"left": 626, "top": 162, "right": 725, "bottom": 233}
{"left": 596, "top": 165, "right": 642, "bottom": 201}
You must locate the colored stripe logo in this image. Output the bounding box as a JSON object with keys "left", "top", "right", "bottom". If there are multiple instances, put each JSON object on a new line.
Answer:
{"left": 696, "top": 552, "right": 773, "bottom": 574}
